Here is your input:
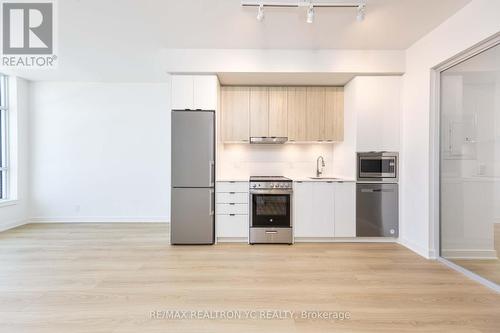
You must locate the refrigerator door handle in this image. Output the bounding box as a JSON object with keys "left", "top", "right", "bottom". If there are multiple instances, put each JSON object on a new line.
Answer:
{"left": 209, "top": 161, "right": 215, "bottom": 187}
{"left": 209, "top": 189, "right": 214, "bottom": 216}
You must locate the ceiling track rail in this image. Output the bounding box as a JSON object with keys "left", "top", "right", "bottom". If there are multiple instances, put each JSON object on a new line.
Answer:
{"left": 241, "top": 1, "right": 365, "bottom": 8}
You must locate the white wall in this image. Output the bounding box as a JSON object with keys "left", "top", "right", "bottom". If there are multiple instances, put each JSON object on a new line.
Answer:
{"left": 400, "top": 0, "right": 500, "bottom": 258}
{"left": 29, "top": 82, "right": 171, "bottom": 222}
{"left": 0, "top": 77, "right": 30, "bottom": 231}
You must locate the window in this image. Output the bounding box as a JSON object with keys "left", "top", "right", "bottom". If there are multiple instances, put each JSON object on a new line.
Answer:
{"left": 0, "top": 74, "right": 7, "bottom": 200}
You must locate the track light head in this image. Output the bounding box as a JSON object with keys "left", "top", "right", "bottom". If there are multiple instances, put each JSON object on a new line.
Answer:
{"left": 356, "top": 4, "right": 365, "bottom": 22}
{"left": 256, "top": 4, "right": 264, "bottom": 21}
{"left": 306, "top": 4, "right": 314, "bottom": 24}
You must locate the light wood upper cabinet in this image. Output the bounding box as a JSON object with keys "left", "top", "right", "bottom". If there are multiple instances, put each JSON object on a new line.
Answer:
{"left": 221, "top": 86, "right": 250, "bottom": 142}
{"left": 324, "top": 87, "right": 344, "bottom": 141}
{"left": 306, "top": 87, "right": 326, "bottom": 141}
{"left": 268, "top": 87, "right": 288, "bottom": 137}
{"left": 221, "top": 85, "right": 344, "bottom": 143}
{"left": 250, "top": 87, "right": 269, "bottom": 137}
{"left": 287, "top": 87, "right": 307, "bottom": 141}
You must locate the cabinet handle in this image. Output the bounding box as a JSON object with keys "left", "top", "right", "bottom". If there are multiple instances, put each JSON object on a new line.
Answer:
{"left": 229, "top": 192, "right": 235, "bottom": 194}
{"left": 229, "top": 203, "right": 235, "bottom": 205}
{"left": 229, "top": 214, "right": 235, "bottom": 216}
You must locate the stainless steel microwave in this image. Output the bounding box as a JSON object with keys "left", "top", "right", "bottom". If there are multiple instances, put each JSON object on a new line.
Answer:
{"left": 357, "top": 152, "right": 398, "bottom": 182}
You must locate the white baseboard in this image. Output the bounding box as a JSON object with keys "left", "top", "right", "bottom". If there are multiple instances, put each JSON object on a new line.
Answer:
{"left": 0, "top": 219, "right": 27, "bottom": 232}
{"left": 294, "top": 237, "right": 397, "bottom": 243}
{"left": 28, "top": 217, "right": 170, "bottom": 223}
{"left": 216, "top": 237, "right": 248, "bottom": 243}
{"left": 438, "top": 257, "right": 500, "bottom": 293}
{"left": 441, "top": 248, "right": 498, "bottom": 260}
{"left": 398, "top": 238, "right": 433, "bottom": 259}
{"left": 216, "top": 237, "right": 399, "bottom": 244}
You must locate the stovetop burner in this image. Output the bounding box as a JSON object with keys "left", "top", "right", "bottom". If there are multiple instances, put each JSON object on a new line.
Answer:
{"left": 249, "top": 176, "right": 292, "bottom": 182}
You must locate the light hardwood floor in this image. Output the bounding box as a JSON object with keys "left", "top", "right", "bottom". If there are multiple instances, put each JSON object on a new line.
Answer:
{"left": 0, "top": 223, "right": 499, "bottom": 333}
{"left": 452, "top": 224, "right": 500, "bottom": 285}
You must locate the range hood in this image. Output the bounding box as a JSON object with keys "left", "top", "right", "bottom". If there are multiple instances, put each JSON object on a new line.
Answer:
{"left": 250, "top": 137, "right": 288, "bottom": 144}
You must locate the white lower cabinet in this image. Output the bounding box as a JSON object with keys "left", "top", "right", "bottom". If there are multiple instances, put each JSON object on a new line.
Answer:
{"left": 215, "top": 181, "right": 249, "bottom": 241}
{"left": 294, "top": 181, "right": 355, "bottom": 239}
{"left": 216, "top": 215, "right": 248, "bottom": 238}
{"left": 334, "top": 182, "right": 356, "bottom": 237}
{"left": 293, "top": 182, "right": 313, "bottom": 238}
{"left": 216, "top": 203, "right": 248, "bottom": 215}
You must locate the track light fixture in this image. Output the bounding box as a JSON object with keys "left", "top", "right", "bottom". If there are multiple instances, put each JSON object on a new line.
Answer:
{"left": 306, "top": 4, "right": 314, "bottom": 24}
{"left": 356, "top": 4, "right": 366, "bottom": 22}
{"left": 244, "top": 1, "right": 366, "bottom": 23}
{"left": 256, "top": 4, "right": 264, "bottom": 21}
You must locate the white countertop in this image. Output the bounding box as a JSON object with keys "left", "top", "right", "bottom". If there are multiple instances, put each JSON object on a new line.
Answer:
{"left": 293, "top": 177, "right": 356, "bottom": 182}
{"left": 216, "top": 178, "right": 249, "bottom": 182}
{"left": 217, "top": 176, "right": 356, "bottom": 182}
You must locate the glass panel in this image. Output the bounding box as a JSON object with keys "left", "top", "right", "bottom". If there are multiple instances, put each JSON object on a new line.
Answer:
{"left": 440, "top": 43, "right": 500, "bottom": 286}
{"left": 255, "top": 196, "right": 287, "bottom": 216}
{"left": 0, "top": 75, "right": 4, "bottom": 108}
{"left": 252, "top": 194, "right": 290, "bottom": 228}
{"left": 361, "top": 159, "right": 394, "bottom": 173}
{"left": 361, "top": 159, "right": 383, "bottom": 173}
{"left": 0, "top": 109, "right": 3, "bottom": 168}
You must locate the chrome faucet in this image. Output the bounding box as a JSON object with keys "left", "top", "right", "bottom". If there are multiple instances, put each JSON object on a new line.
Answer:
{"left": 316, "top": 156, "right": 325, "bottom": 178}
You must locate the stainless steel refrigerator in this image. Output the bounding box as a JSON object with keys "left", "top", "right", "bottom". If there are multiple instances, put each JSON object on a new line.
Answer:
{"left": 171, "top": 110, "right": 215, "bottom": 245}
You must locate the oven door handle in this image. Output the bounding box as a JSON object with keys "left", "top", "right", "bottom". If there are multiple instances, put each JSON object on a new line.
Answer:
{"left": 250, "top": 189, "right": 293, "bottom": 195}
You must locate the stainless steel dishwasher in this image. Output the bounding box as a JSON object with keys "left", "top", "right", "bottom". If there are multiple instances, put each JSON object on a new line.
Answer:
{"left": 356, "top": 183, "right": 398, "bottom": 237}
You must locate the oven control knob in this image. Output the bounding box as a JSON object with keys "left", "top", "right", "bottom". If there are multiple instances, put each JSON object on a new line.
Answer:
{"left": 252, "top": 184, "right": 257, "bottom": 188}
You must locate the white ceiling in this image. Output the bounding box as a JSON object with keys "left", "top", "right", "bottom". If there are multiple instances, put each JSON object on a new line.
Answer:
{"left": 1, "top": 0, "right": 471, "bottom": 82}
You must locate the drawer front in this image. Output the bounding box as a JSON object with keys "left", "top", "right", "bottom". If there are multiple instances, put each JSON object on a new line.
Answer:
{"left": 216, "top": 215, "right": 248, "bottom": 238}
{"left": 217, "top": 182, "right": 249, "bottom": 193}
{"left": 216, "top": 192, "right": 248, "bottom": 204}
{"left": 216, "top": 203, "right": 248, "bottom": 215}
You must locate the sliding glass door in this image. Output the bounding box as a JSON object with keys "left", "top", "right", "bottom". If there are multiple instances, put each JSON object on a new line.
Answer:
{"left": 440, "top": 43, "right": 500, "bottom": 286}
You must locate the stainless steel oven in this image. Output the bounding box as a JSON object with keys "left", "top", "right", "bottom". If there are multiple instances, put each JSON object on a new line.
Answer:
{"left": 357, "top": 152, "right": 398, "bottom": 182}
{"left": 249, "top": 176, "right": 293, "bottom": 244}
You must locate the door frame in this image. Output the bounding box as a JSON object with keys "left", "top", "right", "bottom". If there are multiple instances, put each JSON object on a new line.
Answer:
{"left": 429, "top": 32, "right": 500, "bottom": 292}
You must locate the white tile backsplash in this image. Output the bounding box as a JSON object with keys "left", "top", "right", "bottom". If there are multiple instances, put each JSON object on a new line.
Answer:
{"left": 217, "top": 143, "right": 335, "bottom": 179}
